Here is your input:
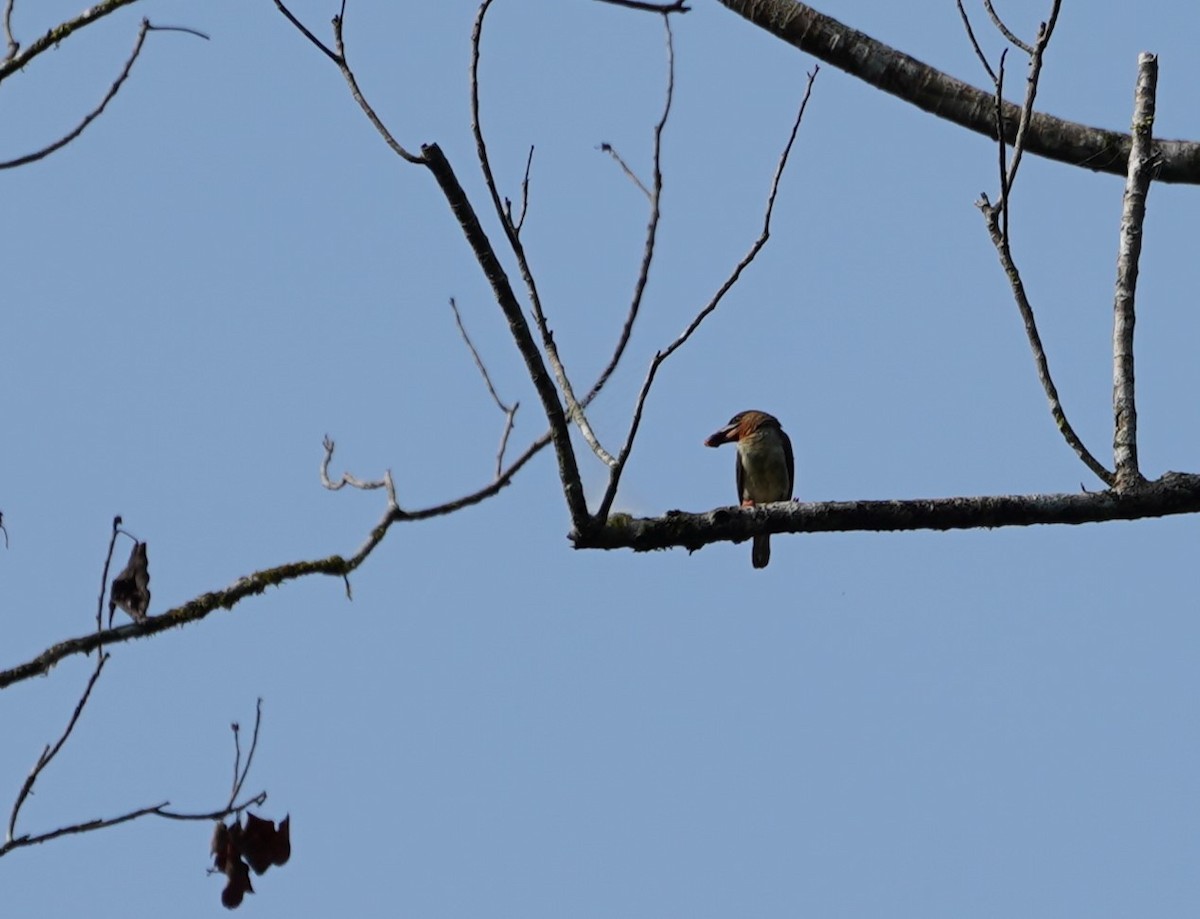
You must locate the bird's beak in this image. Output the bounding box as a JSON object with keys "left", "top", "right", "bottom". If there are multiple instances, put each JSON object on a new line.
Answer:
{"left": 704, "top": 423, "right": 738, "bottom": 447}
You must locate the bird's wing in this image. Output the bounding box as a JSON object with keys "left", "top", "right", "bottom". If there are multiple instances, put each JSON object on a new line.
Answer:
{"left": 782, "top": 428, "right": 796, "bottom": 497}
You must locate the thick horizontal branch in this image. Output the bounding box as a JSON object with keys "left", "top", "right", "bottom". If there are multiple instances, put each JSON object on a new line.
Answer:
{"left": 714, "top": 0, "right": 1200, "bottom": 184}
{"left": 573, "top": 472, "right": 1200, "bottom": 554}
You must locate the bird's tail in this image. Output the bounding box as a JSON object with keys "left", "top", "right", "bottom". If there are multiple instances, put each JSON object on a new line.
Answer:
{"left": 752, "top": 534, "right": 771, "bottom": 569}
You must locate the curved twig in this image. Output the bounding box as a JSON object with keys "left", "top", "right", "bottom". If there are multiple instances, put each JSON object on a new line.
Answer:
{"left": 6, "top": 653, "right": 109, "bottom": 845}
{"left": 585, "top": 15, "right": 675, "bottom": 409}
{"left": 595, "top": 68, "right": 818, "bottom": 522}
{"left": 470, "top": 0, "right": 614, "bottom": 467}
{"left": 0, "top": 19, "right": 206, "bottom": 170}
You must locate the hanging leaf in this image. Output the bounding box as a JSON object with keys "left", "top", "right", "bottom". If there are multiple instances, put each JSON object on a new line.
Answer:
{"left": 110, "top": 541, "right": 150, "bottom": 623}
{"left": 211, "top": 812, "right": 291, "bottom": 909}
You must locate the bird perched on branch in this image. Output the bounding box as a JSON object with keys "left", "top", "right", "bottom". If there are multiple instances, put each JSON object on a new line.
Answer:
{"left": 704, "top": 410, "right": 794, "bottom": 569}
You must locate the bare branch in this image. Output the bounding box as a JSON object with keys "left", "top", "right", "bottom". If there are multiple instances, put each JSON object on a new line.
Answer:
{"left": 594, "top": 68, "right": 818, "bottom": 523}
{"left": 1, "top": 428, "right": 559, "bottom": 691}
{"left": 274, "top": 1, "right": 422, "bottom": 161}
{"left": 0, "top": 19, "right": 206, "bottom": 170}
{"left": 0, "top": 790, "right": 268, "bottom": 857}
{"left": 3, "top": 0, "right": 17, "bottom": 60}
{"left": 2, "top": 693, "right": 267, "bottom": 858}
{"left": 449, "top": 297, "right": 520, "bottom": 475}
{"left": 320, "top": 435, "right": 398, "bottom": 509}
{"left": 0, "top": 0, "right": 143, "bottom": 84}
{"left": 271, "top": 0, "right": 339, "bottom": 65}
{"left": 148, "top": 23, "right": 210, "bottom": 41}
{"left": 575, "top": 472, "right": 1200, "bottom": 555}
{"left": 273, "top": 0, "right": 585, "bottom": 522}
{"left": 994, "top": 50, "right": 1010, "bottom": 238}
{"left": 1112, "top": 53, "right": 1158, "bottom": 488}
{"left": 996, "top": 2, "right": 1062, "bottom": 228}
{"left": 713, "top": 0, "right": 1200, "bottom": 185}
{"left": 448, "top": 297, "right": 513, "bottom": 420}
{"left": 506, "top": 145, "right": 535, "bottom": 236}
{"left": 6, "top": 652, "right": 109, "bottom": 845}
{"left": 95, "top": 516, "right": 124, "bottom": 634}
{"left": 593, "top": 0, "right": 690, "bottom": 13}
{"left": 584, "top": 16, "right": 675, "bottom": 411}
{"left": 977, "top": 195, "right": 1114, "bottom": 486}
{"left": 954, "top": 0, "right": 997, "bottom": 83}
{"left": 330, "top": 13, "right": 424, "bottom": 163}
{"left": 420, "top": 143, "right": 589, "bottom": 527}
{"left": 227, "top": 699, "right": 263, "bottom": 810}
{"left": 470, "top": 0, "right": 615, "bottom": 468}
{"left": 597, "top": 143, "right": 651, "bottom": 199}
{"left": 983, "top": 0, "right": 1035, "bottom": 54}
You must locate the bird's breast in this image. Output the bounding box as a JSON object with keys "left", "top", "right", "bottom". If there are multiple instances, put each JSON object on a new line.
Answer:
{"left": 737, "top": 433, "right": 791, "bottom": 504}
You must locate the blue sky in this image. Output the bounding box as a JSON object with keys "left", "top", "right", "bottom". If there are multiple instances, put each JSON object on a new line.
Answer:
{"left": 3, "top": 0, "right": 1200, "bottom": 915}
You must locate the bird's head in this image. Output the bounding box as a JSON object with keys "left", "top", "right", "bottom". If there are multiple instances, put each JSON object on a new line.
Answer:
{"left": 704, "top": 410, "right": 781, "bottom": 447}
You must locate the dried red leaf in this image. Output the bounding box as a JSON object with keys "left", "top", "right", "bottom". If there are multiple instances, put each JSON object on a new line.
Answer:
{"left": 241, "top": 811, "right": 291, "bottom": 875}
{"left": 110, "top": 541, "right": 151, "bottom": 623}
{"left": 221, "top": 858, "right": 253, "bottom": 909}
{"left": 272, "top": 815, "right": 291, "bottom": 867}
{"left": 212, "top": 812, "right": 290, "bottom": 907}
{"left": 211, "top": 821, "right": 231, "bottom": 872}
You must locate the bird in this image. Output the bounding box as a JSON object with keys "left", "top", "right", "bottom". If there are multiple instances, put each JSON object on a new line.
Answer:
{"left": 704, "top": 410, "right": 794, "bottom": 569}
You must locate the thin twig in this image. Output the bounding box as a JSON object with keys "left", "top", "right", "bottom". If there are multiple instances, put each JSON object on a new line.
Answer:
{"left": 95, "top": 517, "right": 123, "bottom": 635}
{"left": 320, "top": 436, "right": 398, "bottom": 507}
{"left": 593, "top": 0, "right": 690, "bottom": 12}
{"left": 979, "top": 197, "right": 1114, "bottom": 485}
{"left": 449, "top": 297, "right": 512, "bottom": 416}
{"left": 996, "top": 1, "right": 1061, "bottom": 231}
{"left": 278, "top": 0, "right": 588, "bottom": 524}
{"left": 271, "top": 0, "right": 339, "bottom": 65}
{"left": 1111, "top": 53, "right": 1157, "bottom": 488}
{"left": 597, "top": 143, "right": 650, "bottom": 199}
{"left": 3, "top": 0, "right": 17, "bottom": 60}
{"left": 470, "top": 0, "right": 614, "bottom": 468}
{"left": 954, "top": 0, "right": 996, "bottom": 83}
{"left": 585, "top": 15, "right": 675, "bottom": 410}
{"left": 0, "top": 791, "right": 267, "bottom": 857}
{"left": 594, "top": 68, "right": 818, "bottom": 523}
{"left": 983, "top": 0, "right": 1034, "bottom": 54}
{"left": 6, "top": 652, "right": 109, "bottom": 845}
{"left": 227, "top": 699, "right": 263, "bottom": 809}
{"left": 0, "top": 19, "right": 164, "bottom": 170}
{"left": 3, "top": 699, "right": 268, "bottom": 858}
{"left": 507, "top": 146, "right": 535, "bottom": 235}
{"left": 147, "top": 23, "right": 210, "bottom": 40}
{"left": 328, "top": 11, "right": 422, "bottom": 164}
{"left": 449, "top": 297, "right": 520, "bottom": 475}
{"left": 995, "top": 49, "right": 1009, "bottom": 240}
